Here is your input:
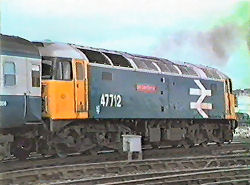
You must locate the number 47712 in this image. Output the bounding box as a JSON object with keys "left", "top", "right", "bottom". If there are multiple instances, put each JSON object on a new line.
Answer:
{"left": 100, "top": 94, "right": 122, "bottom": 107}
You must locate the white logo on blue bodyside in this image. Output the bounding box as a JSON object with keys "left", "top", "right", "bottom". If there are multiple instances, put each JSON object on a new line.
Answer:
{"left": 0, "top": 101, "right": 7, "bottom": 107}
{"left": 96, "top": 105, "right": 101, "bottom": 114}
{"left": 190, "top": 80, "right": 212, "bottom": 118}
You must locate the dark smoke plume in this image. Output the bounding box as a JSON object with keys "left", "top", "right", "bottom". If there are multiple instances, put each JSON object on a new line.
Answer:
{"left": 154, "top": 24, "right": 242, "bottom": 67}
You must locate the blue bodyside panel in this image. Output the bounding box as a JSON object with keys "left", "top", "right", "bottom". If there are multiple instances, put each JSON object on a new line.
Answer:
{"left": 89, "top": 66, "right": 225, "bottom": 119}
{"left": 0, "top": 95, "right": 25, "bottom": 128}
{"left": 26, "top": 96, "right": 42, "bottom": 122}
{"left": 0, "top": 95, "right": 41, "bottom": 128}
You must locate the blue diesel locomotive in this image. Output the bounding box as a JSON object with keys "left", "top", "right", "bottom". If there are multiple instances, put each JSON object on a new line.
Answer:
{"left": 0, "top": 34, "right": 237, "bottom": 159}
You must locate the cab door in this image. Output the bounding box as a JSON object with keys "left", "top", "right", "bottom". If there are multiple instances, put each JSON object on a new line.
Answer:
{"left": 225, "top": 79, "right": 236, "bottom": 119}
{"left": 73, "top": 60, "right": 88, "bottom": 113}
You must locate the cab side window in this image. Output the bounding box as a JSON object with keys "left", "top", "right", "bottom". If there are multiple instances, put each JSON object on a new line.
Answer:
{"left": 42, "top": 60, "right": 53, "bottom": 79}
{"left": 3, "top": 62, "right": 16, "bottom": 86}
{"left": 225, "top": 80, "right": 233, "bottom": 94}
{"left": 76, "top": 62, "right": 84, "bottom": 80}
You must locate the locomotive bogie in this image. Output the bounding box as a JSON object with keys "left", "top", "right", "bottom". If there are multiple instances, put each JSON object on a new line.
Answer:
{"left": 134, "top": 119, "right": 234, "bottom": 147}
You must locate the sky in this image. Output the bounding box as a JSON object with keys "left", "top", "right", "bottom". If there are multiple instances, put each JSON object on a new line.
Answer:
{"left": 0, "top": 0, "right": 249, "bottom": 89}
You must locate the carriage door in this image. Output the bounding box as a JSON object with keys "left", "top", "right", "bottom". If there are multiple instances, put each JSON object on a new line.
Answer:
{"left": 26, "top": 59, "right": 41, "bottom": 122}
{"left": 73, "top": 60, "right": 87, "bottom": 112}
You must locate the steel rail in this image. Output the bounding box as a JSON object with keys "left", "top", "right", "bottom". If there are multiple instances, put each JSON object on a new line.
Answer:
{"left": 0, "top": 153, "right": 249, "bottom": 185}
{"left": 51, "top": 166, "right": 250, "bottom": 185}
{"left": 0, "top": 142, "right": 249, "bottom": 174}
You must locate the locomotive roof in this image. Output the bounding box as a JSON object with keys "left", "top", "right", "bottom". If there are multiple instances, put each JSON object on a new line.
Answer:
{"left": 0, "top": 34, "right": 40, "bottom": 59}
{"left": 35, "top": 41, "right": 229, "bottom": 81}
{"left": 70, "top": 43, "right": 229, "bottom": 80}
{"left": 33, "top": 41, "right": 88, "bottom": 60}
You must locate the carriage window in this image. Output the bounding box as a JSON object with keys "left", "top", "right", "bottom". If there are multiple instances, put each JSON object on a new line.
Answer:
{"left": 3, "top": 62, "right": 16, "bottom": 86}
{"left": 55, "top": 61, "right": 72, "bottom": 80}
{"left": 32, "top": 65, "right": 40, "bottom": 87}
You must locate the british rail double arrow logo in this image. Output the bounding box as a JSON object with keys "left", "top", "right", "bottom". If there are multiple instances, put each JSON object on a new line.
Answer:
{"left": 189, "top": 80, "right": 212, "bottom": 118}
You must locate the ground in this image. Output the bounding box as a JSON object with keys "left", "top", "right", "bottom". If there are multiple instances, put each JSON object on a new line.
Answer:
{"left": 233, "top": 125, "right": 250, "bottom": 144}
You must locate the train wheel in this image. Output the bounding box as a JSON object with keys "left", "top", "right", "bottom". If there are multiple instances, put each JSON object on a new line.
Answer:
{"left": 55, "top": 143, "right": 67, "bottom": 158}
{"left": 216, "top": 139, "right": 225, "bottom": 146}
{"left": 200, "top": 141, "right": 208, "bottom": 147}
{"left": 151, "top": 142, "right": 159, "bottom": 149}
{"left": 13, "top": 147, "right": 30, "bottom": 160}
{"left": 181, "top": 139, "right": 194, "bottom": 149}
{"left": 12, "top": 138, "right": 32, "bottom": 160}
{"left": 0, "top": 145, "right": 5, "bottom": 160}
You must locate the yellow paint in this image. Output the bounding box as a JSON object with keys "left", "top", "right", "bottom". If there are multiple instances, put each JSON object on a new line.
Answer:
{"left": 225, "top": 93, "right": 237, "bottom": 120}
{"left": 72, "top": 59, "right": 89, "bottom": 115}
{"left": 42, "top": 59, "right": 89, "bottom": 120}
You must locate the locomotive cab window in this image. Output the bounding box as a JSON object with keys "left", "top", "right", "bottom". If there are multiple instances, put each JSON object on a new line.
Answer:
{"left": 226, "top": 79, "right": 233, "bottom": 94}
{"left": 32, "top": 65, "right": 40, "bottom": 87}
{"left": 55, "top": 60, "right": 72, "bottom": 80}
{"left": 76, "top": 62, "right": 84, "bottom": 80}
{"left": 42, "top": 60, "right": 53, "bottom": 79}
{"left": 3, "top": 62, "right": 16, "bottom": 86}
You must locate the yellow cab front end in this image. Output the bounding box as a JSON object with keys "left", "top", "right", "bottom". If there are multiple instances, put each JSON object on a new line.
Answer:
{"left": 42, "top": 57, "right": 89, "bottom": 120}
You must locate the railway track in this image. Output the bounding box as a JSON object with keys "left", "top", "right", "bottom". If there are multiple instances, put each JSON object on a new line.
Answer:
{"left": 53, "top": 166, "right": 250, "bottom": 185}
{"left": 1, "top": 151, "right": 249, "bottom": 185}
{"left": 0, "top": 142, "right": 249, "bottom": 173}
